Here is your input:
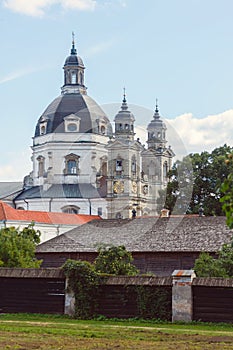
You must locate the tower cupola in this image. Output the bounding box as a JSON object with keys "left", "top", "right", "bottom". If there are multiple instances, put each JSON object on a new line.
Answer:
{"left": 147, "top": 100, "right": 167, "bottom": 150}
{"left": 114, "top": 90, "right": 135, "bottom": 141}
{"left": 62, "top": 33, "right": 87, "bottom": 95}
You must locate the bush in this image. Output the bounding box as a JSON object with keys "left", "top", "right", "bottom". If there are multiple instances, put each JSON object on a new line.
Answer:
{"left": 94, "top": 245, "right": 138, "bottom": 275}
{"left": 194, "top": 244, "right": 233, "bottom": 278}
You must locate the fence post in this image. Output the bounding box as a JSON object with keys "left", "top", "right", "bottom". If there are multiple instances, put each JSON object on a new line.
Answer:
{"left": 64, "top": 278, "right": 75, "bottom": 316}
{"left": 172, "top": 270, "right": 196, "bottom": 322}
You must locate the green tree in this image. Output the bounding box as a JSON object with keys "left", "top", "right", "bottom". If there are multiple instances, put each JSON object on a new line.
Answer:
{"left": 194, "top": 244, "right": 233, "bottom": 278}
{"left": 157, "top": 155, "right": 193, "bottom": 214}
{"left": 94, "top": 245, "right": 138, "bottom": 275}
{"left": 158, "top": 145, "right": 233, "bottom": 215}
{"left": 0, "top": 224, "right": 42, "bottom": 268}
{"left": 220, "top": 152, "right": 233, "bottom": 229}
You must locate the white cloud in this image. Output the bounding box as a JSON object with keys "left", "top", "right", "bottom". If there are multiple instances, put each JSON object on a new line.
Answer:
{"left": 61, "top": 0, "right": 96, "bottom": 11}
{"left": 134, "top": 109, "right": 233, "bottom": 161}
{"left": 3, "top": 0, "right": 96, "bottom": 17}
{"left": 0, "top": 67, "right": 40, "bottom": 84}
{"left": 167, "top": 109, "right": 233, "bottom": 155}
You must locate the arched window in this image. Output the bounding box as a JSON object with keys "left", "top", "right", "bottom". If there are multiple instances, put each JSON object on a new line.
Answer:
{"left": 116, "top": 159, "right": 122, "bottom": 173}
{"left": 71, "top": 72, "right": 77, "bottom": 84}
{"left": 131, "top": 156, "right": 136, "bottom": 174}
{"left": 40, "top": 125, "right": 46, "bottom": 135}
{"left": 37, "top": 156, "right": 45, "bottom": 177}
{"left": 62, "top": 205, "right": 80, "bottom": 214}
{"left": 163, "top": 161, "right": 168, "bottom": 179}
{"left": 100, "top": 125, "right": 106, "bottom": 135}
{"left": 79, "top": 71, "right": 83, "bottom": 85}
{"left": 68, "top": 160, "right": 77, "bottom": 174}
{"left": 100, "top": 161, "right": 107, "bottom": 176}
{"left": 116, "top": 212, "right": 122, "bottom": 219}
{"left": 64, "top": 154, "right": 80, "bottom": 175}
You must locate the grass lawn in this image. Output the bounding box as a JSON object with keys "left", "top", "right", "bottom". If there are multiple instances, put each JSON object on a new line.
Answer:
{"left": 0, "top": 314, "right": 233, "bottom": 349}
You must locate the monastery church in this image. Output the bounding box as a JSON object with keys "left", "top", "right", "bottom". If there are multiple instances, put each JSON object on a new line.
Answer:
{"left": 12, "top": 37, "right": 174, "bottom": 219}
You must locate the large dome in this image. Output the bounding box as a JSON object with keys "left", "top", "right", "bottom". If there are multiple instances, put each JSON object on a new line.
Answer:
{"left": 34, "top": 93, "right": 112, "bottom": 137}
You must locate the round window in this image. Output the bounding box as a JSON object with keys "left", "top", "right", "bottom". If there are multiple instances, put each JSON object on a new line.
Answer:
{"left": 67, "top": 123, "right": 77, "bottom": 132}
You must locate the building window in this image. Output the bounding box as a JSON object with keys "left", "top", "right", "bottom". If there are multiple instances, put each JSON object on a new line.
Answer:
{"left": 64, "top": 114, "right": 81, "bottom": 133}
{"left": 68, "top": 160, "right": 77, "bottom": 174}
{"left": 100, "top": 161, "right": 107, "bottom": 176}
{"left": 131, "top": 156, "right": 136, "bottom": 174}
{"left": 71, "top": 72, "right": 77, "bottom": 84}
{"left": 100, "top": 125, "right": 106, "bottom": 135}
{"left": 62, "top": 205, "right": 79, "bottom": 214}
{"left": 97, "top": 207, "right": 102, "bottom": 216}
{"left": 67, "top": 123, "right": 77, "bottom": 132}
{"left": 40, "top": 125, "right": 46, "bottom": 135}
{"left": 116, "top": 159, "right": 122, "bottom": 172}
{"left": 79, "top": 71, "right": 83, "bottom": 85}
{"left": 37, "top": 156, "right": 45, "bottom": 177}
{"left": 163, "top": 161, "right": 168, "bottom": 179}
{"left": 64, "top": 154, "right": 80, "bottom": 175}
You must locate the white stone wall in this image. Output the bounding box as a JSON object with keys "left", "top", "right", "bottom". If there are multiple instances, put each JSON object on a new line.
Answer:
{"left": 0, "top": 220, "right": 83, "bottom": 243}
{"left": 32, "top": 133, "right": 109, "bottom": 186}
{"left": 15, "top": 197, "right": 108, "bottom": 218}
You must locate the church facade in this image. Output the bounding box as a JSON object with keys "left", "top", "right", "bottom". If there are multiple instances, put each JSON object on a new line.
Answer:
{"left": 15, "top": 38, "right": 174, "bottom": 219}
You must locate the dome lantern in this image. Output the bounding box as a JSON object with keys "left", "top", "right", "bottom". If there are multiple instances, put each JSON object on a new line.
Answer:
{"left": 61, "top": 33, "right": 87, "bottom": 95}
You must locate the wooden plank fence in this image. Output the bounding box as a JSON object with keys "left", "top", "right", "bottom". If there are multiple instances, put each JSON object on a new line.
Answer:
{"left": 0, "top": 269, "right": 232, "bottom": 323}
{"left": 0, "top": 269, "right": 65, "bottom": 314}
{"left": 193, "top": 278, "right": 233, "bottom": 323}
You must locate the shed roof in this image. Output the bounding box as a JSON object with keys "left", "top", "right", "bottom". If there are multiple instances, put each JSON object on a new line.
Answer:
{"left": 36, "top": 216, "right": 233, "bottom": 253}
{"left": 0, "top": 201, "right": 101, "bottom": 226}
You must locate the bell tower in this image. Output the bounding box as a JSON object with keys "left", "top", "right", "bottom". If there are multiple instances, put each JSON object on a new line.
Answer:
{"left": 114, "top": 89, "right": 135, "bottom": 141}
{"left": 141, "top": 100, "right": 175, "bottom": 215}
{"left": 147, "top": 99, "right": 167, "bottom": 150}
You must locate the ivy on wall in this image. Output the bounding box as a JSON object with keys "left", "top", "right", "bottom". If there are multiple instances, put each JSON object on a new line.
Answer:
{"left": 62, "top": 259, "right": 101, "bottom": 319}
{"left": 62, "top": 245, "right": 171, "bottom": 320}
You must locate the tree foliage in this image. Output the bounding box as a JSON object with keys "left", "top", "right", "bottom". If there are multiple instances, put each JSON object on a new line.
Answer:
{"left": 158, "top": 145, "right": 233, "bottom": 215}
{"left": 194, "top": 244, "right": 233, "bottom": 278}
{"left": 94, "top": 245, "right": 138, "bottom": 276}
{"left": 62, "top": 259, "right": 100, "bottom": 319}
{"left": 220, "top": 152, "right": 233, "bottom": 229}
{"left": 0, "top": 224, "right": 42, "bottom": 268}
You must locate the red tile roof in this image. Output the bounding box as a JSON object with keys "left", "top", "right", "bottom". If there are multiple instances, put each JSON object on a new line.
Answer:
{"left": 0, "top": 201, "right": 101, "bottom": 225}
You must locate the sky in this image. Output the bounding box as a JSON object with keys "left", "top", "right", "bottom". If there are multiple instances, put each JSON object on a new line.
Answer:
{"left": 0, "top": 0, "right": 233, "bottom": 181}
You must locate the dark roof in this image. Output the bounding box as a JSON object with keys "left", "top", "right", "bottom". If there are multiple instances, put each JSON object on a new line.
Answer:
{"left": 36, "top": 216, "right": 233, "bottom": 253}
{"left": 0, "top": 268, "right": 64, "bottom": 279}
{"left": 64, "top": 54, "right": 84, "bottom": 67}
{"left": 15, "top": 183, "right": 106, "bottom": 201}
{"left": 34, "top": 93, "right": 112, "bottom": 136}
{"left": 0, "top": 182, "right": 23, "bottom": 200}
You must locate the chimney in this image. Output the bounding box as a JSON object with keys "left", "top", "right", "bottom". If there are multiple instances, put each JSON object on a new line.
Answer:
{"left": 160, "top": 208, "right": 169, "bottom": 217}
